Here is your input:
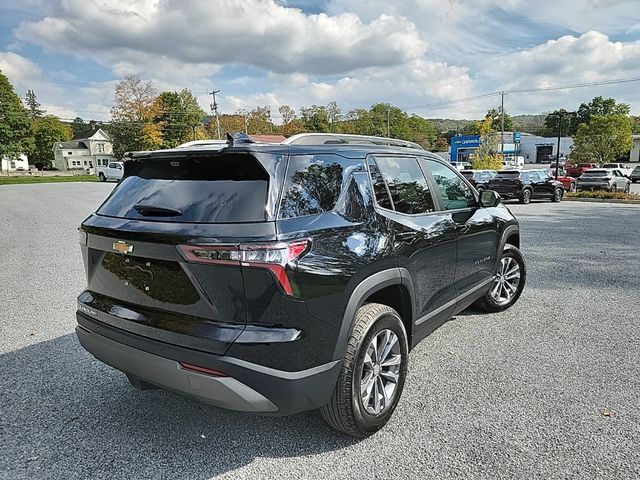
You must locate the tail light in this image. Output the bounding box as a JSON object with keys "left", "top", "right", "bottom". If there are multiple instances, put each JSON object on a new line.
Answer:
{"left": 179, "top": 240, "right": 309, "bottom": 296}
{"left": 179, "top": 362, "right": 227, "bottom": 377}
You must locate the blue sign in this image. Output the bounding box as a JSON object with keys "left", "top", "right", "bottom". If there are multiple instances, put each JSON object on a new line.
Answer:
{"left": 450, "top": 135, "right": 480, "bottom": 162}
{"left": 513, "top": 131, "right": 521, "bottom": 143}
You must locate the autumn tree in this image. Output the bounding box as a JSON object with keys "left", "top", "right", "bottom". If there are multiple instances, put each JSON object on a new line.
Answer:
{"left": 31, "top": 115, "right": 71, "bottom": 169}
{"left": 109, "top": 74, "right": 161, "bottom": 156}
{"left": 24, "top": 89, "right": 45, "bottom": 119}
{"left": 471, "top": 116, "right": 503, "bottom": 170}
{"left": 571, "top": 115, "right": 633, "bottom": 164}
{"left": 0, "top": 71, "right": 33, "bottom": 163}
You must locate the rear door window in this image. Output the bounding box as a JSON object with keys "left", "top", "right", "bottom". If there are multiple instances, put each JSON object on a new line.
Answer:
{"left": 278, "top": 154, "right": 360, "bottom": 219}
{"left": 97, "top": 154, "right": 270, "bottom": 223}
{"left": 369, "top": 156, "right": 435, "bottom": 214}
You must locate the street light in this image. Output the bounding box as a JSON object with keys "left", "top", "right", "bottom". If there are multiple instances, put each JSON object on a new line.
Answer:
{"left": 548, "top": 110, "right": 577, "bottom": 178}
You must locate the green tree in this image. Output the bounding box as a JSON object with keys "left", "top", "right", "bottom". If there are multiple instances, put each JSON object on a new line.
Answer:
{"left": 31, "top": 115, "right": 72, "bottom": 169}
{"left": 576, "top": 96, "right": 630, "bottom": 126}
{"left": 571, "top": 114, "right": 634, "bottom": 164}
{"left": 0, "top": 71, "right": 33, "bottom": 163}
{"left": 543, "top": 108, "right": 578, "bottom": 137}
{"left": 247, "top": 106, "right": 274, "bottom": 134}
{"left": 71, "top": 117, "right": 88, "bottom": 136}
{"left": 404, "top": 115, "right": 437, "bottom": 149}
{"left": 153, "top": 89, "right": 206, "bottom": 148}
{"left": 24, "top": 89, "right": 45, "bottom": 119}
{"left": 486, "top": 107, "right": 513, "bottom": 132}
{"left": 300, "top": 105, "right": 331, "bottom": 132}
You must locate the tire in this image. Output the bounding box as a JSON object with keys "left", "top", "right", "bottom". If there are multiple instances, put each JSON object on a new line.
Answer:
{"left": 519, "top": 188, "right": 532, "bottom": 204}
{"left": 98, "top": 172, "right": 106, "bottom": 182}
{"left": 320, "top": 303, "right": 408, "bottom": 437}
{"left": 475, "top": 244, "right": 526, "bottom": 313}
{"left": 624, "top": 183, "right": 630, "bottom": 194}
{"left": 551, "top": 187, "right": 563, "bottom": 203}
{"left": 611, "top": 184, "right": 617, "bottom": 192}
{"left": 569, "top": 182, "right": 576, "bottom": 193}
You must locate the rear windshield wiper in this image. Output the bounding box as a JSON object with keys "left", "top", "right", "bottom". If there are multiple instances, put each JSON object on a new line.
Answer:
{"left": 134, "top": 204, "right": 183, "bottom": 217}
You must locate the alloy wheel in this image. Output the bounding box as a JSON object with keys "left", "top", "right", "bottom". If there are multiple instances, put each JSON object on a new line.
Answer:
{"left": 360, "top": 329, "right": 401, "bottom": 416}
{"left": 490, "top": 256, "right": 521, "bottom": 306}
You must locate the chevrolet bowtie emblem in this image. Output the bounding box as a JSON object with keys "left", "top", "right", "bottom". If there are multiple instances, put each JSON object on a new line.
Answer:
{"left": 112, "top": 241, "right": 134, "bottom": 254}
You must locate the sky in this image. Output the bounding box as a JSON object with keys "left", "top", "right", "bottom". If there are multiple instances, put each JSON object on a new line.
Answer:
{"left": 0, "top": 0, "right": 639, "bottom": 122}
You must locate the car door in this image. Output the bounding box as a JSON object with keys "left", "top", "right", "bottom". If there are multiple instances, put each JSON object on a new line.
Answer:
{"left": 613, "top": 170, "right": 626, "bottom": 189}
{"left": 368, "top": 155, "right": 458, "bottom": 342}
{"left": 420, "top": 157, "right": 500, "bottom": 303}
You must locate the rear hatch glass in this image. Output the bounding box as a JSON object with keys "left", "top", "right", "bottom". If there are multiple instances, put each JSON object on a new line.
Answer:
{"left": 97, "top": 154, "right": 270, "bottom": 223}
{"left": 492, "top": 171, "right": 521, "bottom": 179}
{"left": 581, "top": 170, "right": 609, "bottom": 177}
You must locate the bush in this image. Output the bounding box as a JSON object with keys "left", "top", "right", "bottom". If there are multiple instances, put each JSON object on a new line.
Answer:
{"left": 471, "top": 155, "right": 503, "bottom": 171}
{"left": 566, "top": 190, "right": 639, "bottom": 201}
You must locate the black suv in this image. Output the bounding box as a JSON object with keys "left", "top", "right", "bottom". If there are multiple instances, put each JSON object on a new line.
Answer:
{"left": 76, "top": 133, "right": 525, "bottom": 437}
{"left": 487, "top": 169, "right": 564, "bottom": 204}
{"left": 460, "top": 169, "right": 497, "bottom": 191}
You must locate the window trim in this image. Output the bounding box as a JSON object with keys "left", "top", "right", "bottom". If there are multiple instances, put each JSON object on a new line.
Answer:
{"left": 419, "top": 154, "right": 479, "bottom": 213}
{"left": 365, "top": 153, "right": 440, "bottom": 218}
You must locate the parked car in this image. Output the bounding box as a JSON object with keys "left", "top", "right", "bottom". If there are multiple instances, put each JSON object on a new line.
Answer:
{"left": 487, "top": 169, "right": 564, "bottom": 204}
{"left": 541, "top": 154, "right": 567, "bottom": 167}
{"left": 546, "top": 168, "right": 577, "bottom": 193}
{"left": 460, "top": 169, "right": 498, "bottom": 191}
{"left": 97, "top": 161, "right": 124, "bottom": 182}
{"left": 576, "top": 169, "right": 631, "bottom": 193}
{"left": 630, "top": 166, "right": 640, "bottom": 183}
{"left": 76, "top": 133, "right": 525, "bottom": 437}
{"left": 503, "top": 155, "right": 525, "bottom": 168}
{"left": 566, "top": 163, "right": 598, "bottom": 177}
{"left": 600, "top": 163, "right": 633, "bottom": 178}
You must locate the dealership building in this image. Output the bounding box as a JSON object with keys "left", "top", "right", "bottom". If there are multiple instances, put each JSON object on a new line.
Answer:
{"left": 450, "top": 132, "right": 574, "bottom": 164}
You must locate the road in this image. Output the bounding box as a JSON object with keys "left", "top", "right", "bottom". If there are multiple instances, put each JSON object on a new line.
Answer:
{"left": 1, "top": 183, "right": 639, "bottom": 480}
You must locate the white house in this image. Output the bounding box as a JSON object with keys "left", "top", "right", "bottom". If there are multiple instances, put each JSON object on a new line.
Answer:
{"left": 1, "top": 154, "right": 29, "bottom": 171}
{"left": 52, "top": 127, "right": 115, "bottom": 171}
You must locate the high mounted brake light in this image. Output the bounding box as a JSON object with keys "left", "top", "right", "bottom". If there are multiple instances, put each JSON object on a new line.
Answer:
{"left": 178, "top": 240, "right": 310, "bottom": 296}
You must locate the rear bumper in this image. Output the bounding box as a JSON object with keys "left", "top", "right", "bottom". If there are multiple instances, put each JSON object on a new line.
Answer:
{"left": 76, "top": 312, "right": 342, "bottom": 416}
{"left": 576, "top": 183, "right": 611, "bottom": 191}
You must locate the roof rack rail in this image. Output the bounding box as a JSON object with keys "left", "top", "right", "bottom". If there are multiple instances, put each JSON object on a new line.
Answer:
{"left": 282, "top": 133, "right": 424, "bottom": 150}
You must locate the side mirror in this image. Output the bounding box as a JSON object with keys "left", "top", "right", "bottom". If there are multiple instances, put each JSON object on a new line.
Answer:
{"left": 479, "top": 190, "right": 501, "bottom": 208}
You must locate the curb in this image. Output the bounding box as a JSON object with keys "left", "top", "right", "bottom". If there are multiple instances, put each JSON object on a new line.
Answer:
{"left": 563, "top": 197, "right": 640, "bottom": 205}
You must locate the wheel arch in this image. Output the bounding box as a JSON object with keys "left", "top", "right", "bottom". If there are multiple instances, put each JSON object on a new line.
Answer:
{"left": 332, "top": 268, "right": 415, "bottom": 361}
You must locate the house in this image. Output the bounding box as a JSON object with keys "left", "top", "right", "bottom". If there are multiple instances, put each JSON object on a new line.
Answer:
{"left": 52, "top": 127, "right": 115, "bottom": 171}
{"left": 1, "top": 154, "right": 29, "bottom": 171}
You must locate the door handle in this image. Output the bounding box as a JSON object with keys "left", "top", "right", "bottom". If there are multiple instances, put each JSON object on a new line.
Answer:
{"left": 455, "top": 224, "right": 470, "bottom": 235}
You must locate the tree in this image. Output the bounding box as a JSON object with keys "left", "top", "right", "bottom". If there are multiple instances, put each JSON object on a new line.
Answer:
{"left": 110, "top": 74, "right": 161, "bottom": 153}
{"left": 404, "top": 115, "right": 436, "bottom": 150}
{"left": 247, "top": 106, "right": 274, "bottom": 134}
{"left": 576, "top": 96, "right": 630, "bottom": 126}
{"left": 153, "top": 89, "right": 205, "bottom": 148}
{"left": 300, "top": 105, "right": 331, "bottom": 132}
{"left": 571, "top": 115, "right": 634, "bottom": 164}
{"left": 471, "top": 116, "right": 503, "bottom": 170}
{"left": 0, "top": 71, "right": 33, "bottom": 162}
{"left": 31, "top": 115, "right": 71, "bottom": 169}
{"left": 279, "top": 105, "right": 296, "bottom": 125}
{"left": 71, "top": 117, "right": 88, "bottom": 136}
{"left": 543, "top": 108, "right": 578, "bottom": 137}
{"left": 486, "top": 107, "right": 513, "bottom": 132}
{"left": 24, "top": 89, "right": 45, "bottom": 119}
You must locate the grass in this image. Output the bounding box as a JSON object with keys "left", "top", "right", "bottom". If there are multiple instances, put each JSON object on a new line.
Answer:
{"left": 566, "top": 190, "right": 640, "bottom": 201}
{"left": 0, "top": 175, "right": 98, "bottom": 185}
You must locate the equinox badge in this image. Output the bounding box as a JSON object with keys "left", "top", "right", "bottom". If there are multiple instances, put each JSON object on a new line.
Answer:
{"left": 112, "top": 241, "right": 134, "bottom": 254}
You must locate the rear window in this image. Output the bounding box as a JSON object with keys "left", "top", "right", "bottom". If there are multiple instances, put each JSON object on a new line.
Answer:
{"left": 494, "top": 171, "right": 521, "bottom": 178}
{"left": 97, "top": 154, "right": 270, "bottom": 223}
{"left": 581, "top": 170, "right": 609, "bottom": 176}
{"left": 460, "top": 171, "right": 474, "bottom": 179}
{"left": 278, "top": 154, "right": 360, "bottom": 219}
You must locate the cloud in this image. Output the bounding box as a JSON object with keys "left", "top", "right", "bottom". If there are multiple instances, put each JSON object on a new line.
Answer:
{"left": 14, "top": 0, "right": 427, "bottom": 76}
{"left": 0, "top": 52, "right": 41, "bottom": 82}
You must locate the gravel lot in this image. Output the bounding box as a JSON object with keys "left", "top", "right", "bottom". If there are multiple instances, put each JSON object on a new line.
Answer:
{"left": 1, "top": 183, "right": 639, "bottom": 480}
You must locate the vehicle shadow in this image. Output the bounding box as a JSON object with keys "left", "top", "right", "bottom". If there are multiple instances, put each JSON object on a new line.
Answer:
{"left": 0, "top": 334, "right": 358, "bottom": 480}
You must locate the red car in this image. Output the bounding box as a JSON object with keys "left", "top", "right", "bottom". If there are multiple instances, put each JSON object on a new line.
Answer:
{"left": 566, "top": 163, "right": 598, "bottom": 178}
{"left": 547, "top": 168, "right": 577, "bottom": 192}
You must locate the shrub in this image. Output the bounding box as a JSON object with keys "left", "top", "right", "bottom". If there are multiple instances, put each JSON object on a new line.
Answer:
{"left": 566, "top": 190, "right": 639, "bottom": 201}
{"left": 471, "top": 155, "right": 503, "bottom": 171}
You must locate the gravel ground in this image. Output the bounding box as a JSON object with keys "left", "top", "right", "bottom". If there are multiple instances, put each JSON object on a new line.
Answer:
{"left": 1, "top": 184, "right": 639, "bottom": 480}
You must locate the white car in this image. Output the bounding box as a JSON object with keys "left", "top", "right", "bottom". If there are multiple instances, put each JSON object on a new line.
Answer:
{"left": 97, "top": 161, "right": 124, "bottom": 182}
{"left": 600, "top": 163, "right": 633, "bottom": 178}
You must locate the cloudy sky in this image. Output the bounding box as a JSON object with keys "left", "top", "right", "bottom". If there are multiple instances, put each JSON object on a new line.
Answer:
{"left": 1, "top": 0, "right": 639, "bottom": 122}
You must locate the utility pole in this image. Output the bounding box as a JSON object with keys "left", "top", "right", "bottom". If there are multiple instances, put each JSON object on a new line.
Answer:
{"left": 243, "top": 111, "right": 249, "bottom": 134}
{"left": 209, "top": 89, "right": 221, "bottom": 140}
{"left": 500, "top": 91, "right": 506, "bottom": 158}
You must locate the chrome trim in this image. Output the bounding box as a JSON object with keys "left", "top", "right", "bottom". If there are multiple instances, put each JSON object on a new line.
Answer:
{"left": 415, "top": 277, "right": 493, "bottom": 326}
